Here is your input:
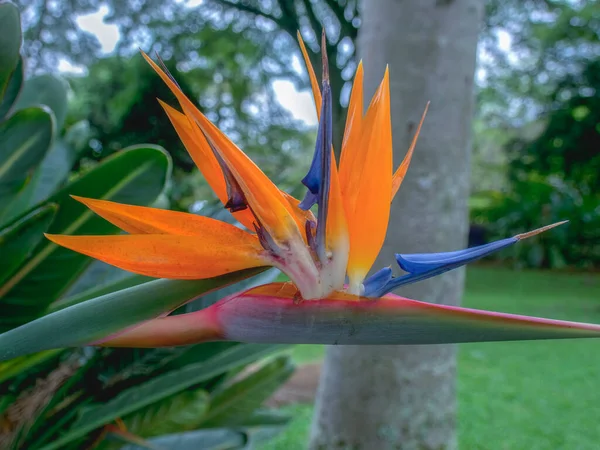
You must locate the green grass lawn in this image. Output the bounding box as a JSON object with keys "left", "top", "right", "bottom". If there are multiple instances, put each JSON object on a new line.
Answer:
{"left": 263, "top": 267, "right": 600, "bottom": 450}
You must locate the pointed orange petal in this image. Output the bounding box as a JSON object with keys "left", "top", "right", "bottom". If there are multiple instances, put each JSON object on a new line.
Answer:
{"left": 160, "top": 101, "right": 224, "bottom": 198}
{"left": 197, "top": 118, "right": 302, "bottom": 243}
{"left": 326, "top": 154, "right": 348, "bottom": 251}
{"left": 391, "top": 102, "right": 429, "bottom": 199}
{"left": 323, "top": 153, "right": 349, "bottom": 290}
{"left": 45, "top": 232, "right": 267, "bottom": 280}
{"left": 281, "top": 191, "right": 316, "bottom": 229}
{"left": 143, "top": 51, "right": 304, "bottom": 244}
{"left": 297, "top": 31, "right": 322, "bottom": 117}
{"left": 159, "top": 101, "right": 256, "bottom": 229}
{"left": 71, "top": 196, "right": 250, "bottom": 237}
{"left": 338, "top": 61, "right": 364, "bottom": 194}
{"left": 345, "top": 68, "right": 393, "bottom": 289}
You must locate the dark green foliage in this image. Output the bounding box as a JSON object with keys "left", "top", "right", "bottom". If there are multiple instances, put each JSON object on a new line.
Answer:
{"left": 472, "top": 177, "right": 599, "bottom": 268}
{"left": 69, "top": 55, "right": 197, "bottom": 172}
{"left": 471, "top": 1, "right": 599, "bottom": 268}
{"left": 506, "top": 59, "right": 600, "bottom": 193}
{"left": 474, "top": 55, "right": 600, "bottom": 268}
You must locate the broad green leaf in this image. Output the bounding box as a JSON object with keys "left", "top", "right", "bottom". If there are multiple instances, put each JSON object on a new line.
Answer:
{"left": 39, "top": 343, "right": 284, "bottom": 450}
{"left": 0, "top": 2, "right": 20, "bottom": 97}
{"left": 121, "top": 389, "right": 210, "bottom": 438}
{"left": 121, "top": 426, "right": 287, "bottom": 450}
{"left": 184, "top": 267, "right": 280, "bottom": 313}
{"left": 14, "top": 74, "right": 69, "bottom": 131}
{"left": 49, "top": 274, "right": 152, "bottom": 313}
{"left": 0, "top": 56, "right": 23, "bottom": 120}
{"left": 198, "top": 356, "right": 294, "bottom": 428}
{"left": 11, "top": 121, "right": 92, "bottom": 217}
{"left": 0, "top": 107, "right": 54, "bottom": 222}
{"left": 11, "top": 139, "right": 75, "bottom": 214}
{"left": 0, "top": 204, "right": 56, "bottom": 286}
{"left": 121, "top": 429, "right": 247, "bottom": 450}
{"left": 0, "top": 268, "right": 266, "bottom": 360}
{"left": 0, "top": 145, "right": 171, "bottom": 331}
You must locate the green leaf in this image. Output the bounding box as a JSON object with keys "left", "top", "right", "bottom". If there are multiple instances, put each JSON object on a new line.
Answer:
{"left": 0, "top": 145, "right": 171, "bottom": 331}
{"left": 121, "top": 389, "right": 210, "bottom": 438}
{"left": 0, "top": 2, "right": 21, "bottom": 97}
{"left": 0, "top": 106, "right": 54, "bottom": 223}
{"left": 121, "top": 429, "right": 247, "bottom": 450}
{"left": 0, "top": 56, "right": 23, "bottom": 120}
{"left": 14, "top": 74, "right": 69, "bottom": 131}
{"left": 234, "top": 409, "right": 291, "bottom": 427}
{"left": 38, "top": 343, "right": 284, "bottom": 450}
{"left": 11, "top": 121, "right": 92, "bottom": 217}
{"left": 198, "top": 356, "right": 294, "bottom": 428}
{"left": 0, "top": 204, "right": 56, "bottom": 286}
{"left": 0, "top": 348, "right": 61, "bottom": 384}
{"left": 25, "top": 350, "right": 99, "bottom": 448}
{"left": 0, "top": 268, "right": 266, "bottom": 360}
{"left": 161, "top": 342, "right": 241, "bottom": 372}
{"left": 49, "top": 274, "right": 152, "bottom": 313}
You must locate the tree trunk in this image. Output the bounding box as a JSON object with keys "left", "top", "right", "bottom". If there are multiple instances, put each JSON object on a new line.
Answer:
{"left": 310, "top": 1, "right": 483, "bottom": 449}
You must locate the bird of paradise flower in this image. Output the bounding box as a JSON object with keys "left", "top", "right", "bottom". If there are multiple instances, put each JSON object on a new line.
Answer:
{"left": 43, "top": 32, "right": 600, "bottom": 348}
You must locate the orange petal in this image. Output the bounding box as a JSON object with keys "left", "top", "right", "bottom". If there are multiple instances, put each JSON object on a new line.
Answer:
{"left": 281, "top": 191, "right": 316, "bottom": 229}
{"left": 326, "top": 154, "right": 348, "bottom": 252}
{"left": 338, "top": 61, "right": 364, "bottom": 194}
{"left": 189, "top": 110, "right": 302, "bottom": 243}
{"left": 323, "top": 152, "right": 349, "bottom": 291}
{"left": 344, "top": 68, "right": 393, "bottom": 289}
{"left": 297, "top": 31, "right": 322, "bottom": 117}
{"left": 72, "top": 196, "right": 250, "bottom": 237}
{"left": 159, "top": 101, "right": 256, "bottom": 229}
{"left": 45, "top": 232, "right": 267, "bottom": 280}
{"left": 391, "top": 102, "right": 429, "bottom": 199}
{"left": 142, "top": 52, "right": 304, "bottom": 245}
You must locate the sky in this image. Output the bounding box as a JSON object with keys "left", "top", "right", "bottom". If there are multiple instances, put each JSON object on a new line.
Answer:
{"left": 71, "top": 6, "right": 319, "bottom": 127}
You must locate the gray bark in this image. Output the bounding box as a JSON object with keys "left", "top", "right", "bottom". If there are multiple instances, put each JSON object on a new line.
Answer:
{"left": 310, "top": 0, "right": 483, "bottom": 449}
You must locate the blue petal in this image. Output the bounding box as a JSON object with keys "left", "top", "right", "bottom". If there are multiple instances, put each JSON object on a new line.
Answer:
{"left": 299, "top": 188, "right": 318, "bottom": 210}
{"left": 363, "top": 266, "right": 393, "bottom": 297}
{"left": 396, "top": 237, "right": 517, "bottom": 275}
{"left": 314, "top": 80, "right": 333, "bottom": 262}
{"left": 365, "top": 237, "right": 518, "bottom": 297}
{"left": 301, "top": 142, "right": 323, "bottom": 197}
{"left": 299, "top": 35, "right": 333, "bottom": 264}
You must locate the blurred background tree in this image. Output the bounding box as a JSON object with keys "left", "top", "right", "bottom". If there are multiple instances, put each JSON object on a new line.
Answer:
{"left": 472, "top": 0, "right": 599, "bottom": 269}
